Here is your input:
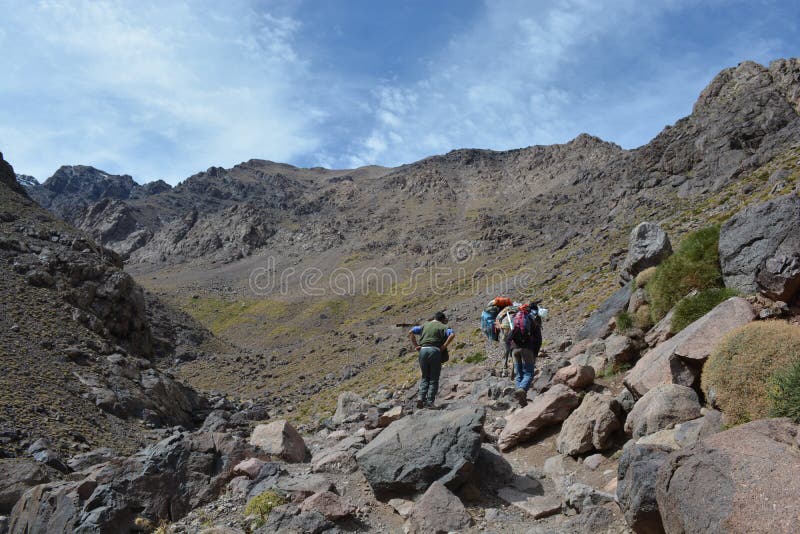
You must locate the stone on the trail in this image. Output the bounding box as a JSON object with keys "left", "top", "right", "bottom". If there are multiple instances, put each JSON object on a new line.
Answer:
{"left": 249, "top": 420, "right": 310, "bottom": 463}
{"left": 577, "top": 284, "right": 633, "bottom": 341}
{"left": 625, "top": 297, "right": 754, "bottom": 398}
{"left": 233, "top": 458, "right": 266, "bottom": 479}
{"left": 605, "top": 334, "right": 639, "bottom": 366}
{"left": 616, "top": 443, "right": 671, "bottom": 534}
{"left": 531, "top": 358, "right": 570, "bottom": 392}
{"left": 300, "top": 491, "right": 355, "bottom": 521}
{"left": 355, "top": 405, "right": 484, "bottom": 498}
{"left": 620, "top": 222, "right": 672, "bottom": 283}
{"left": 624, "top": 384, "right": 701, "bottom": 440}
{"left": 656, "top": 419, "right": 800, "bottom": 534}
{"left": 388, "top": 498, "right": 414, "bottom": 518}
{"left": 556, "top": 393, "right": 621, "bottom": 456}
{"left": 377, "top": 405, "right": 403, "bottom": 427}
{"left": 498, "top": 384, "right": 580, "bottom": 452}
{"left": 719, "top": 193, "right": 800, "bottom": 298}
{"left": 406, "top": 482, "right": 472, "bottom": 533}
{"left": 583, "top": 454, "right": 604, "bottom": 471}
{"left": 332, "top": 392, "right": 370, "bottom": 425}
{"left": 497, "top": 487, "right": 562, "bottom": 519}
{"left": 553, "top": 364, "right": 595, "bottom": 390}
{"left": 0, "top": 459, "right": 55, "bottom": 514}
{"left": 563, "top": 482, "right": 615, "bottom": 512}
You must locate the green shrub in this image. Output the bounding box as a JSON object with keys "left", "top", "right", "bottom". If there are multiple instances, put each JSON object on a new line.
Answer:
{"left": 768, "top": 358, "right": 800, "bottom": 423}
{"left": 702, "top": 321, "right": 800, "bottom": 425}
{"left": 647, "top": 226, "right": 723, "bottom": 322}
{"left": 635, "top": 267, "right": 657, "bottom": 288}
{"left": 464, "top": 351, "right": 486, "bottom": 364}
{"left": 633, "top": 304, "right": 653, "bottom": 330}
{"left": 245, "top": 491, "right": 286, "bottom": 528}
{"left": 670, "top": 288, "right": 739, "bottom": 333}
{"left": 615, "top": 311, "right": 633, "bottom": 332}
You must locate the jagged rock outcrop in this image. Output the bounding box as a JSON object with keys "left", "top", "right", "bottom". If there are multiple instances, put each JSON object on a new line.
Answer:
{"left": 719, "top": 193, "right": 800, "bottom": 299}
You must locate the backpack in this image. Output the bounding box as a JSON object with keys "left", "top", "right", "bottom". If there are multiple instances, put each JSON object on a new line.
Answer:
{"left": 492, "top": 297, "right": 513, "bottom": 308}
{"left": 481, "top": 308, "right": 500, "bottom": 341}
{"left": 511, "top": 310, "right": 534, "bottom": 345}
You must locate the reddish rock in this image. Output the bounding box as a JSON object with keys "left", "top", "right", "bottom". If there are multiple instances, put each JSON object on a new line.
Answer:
{"left": 407, "top": 482, "right": 471, "bottom": 533}
{"left": 232, "top": 458, "right": 265, "bottom": 479}
{"left": 553, "top": 364, "right": 595, "bottom": 389}
{"left": 300, "top": 491, "right": 355, "bottom": 521}
{"left": 498, "top": 384, "right": 580, "bottom": 451}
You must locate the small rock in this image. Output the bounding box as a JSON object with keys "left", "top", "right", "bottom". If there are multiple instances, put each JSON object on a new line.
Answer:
{"left": 407, "top": 482, "right": 472, "bottom": 533}
{"left": 249, "top": 420, "right": 309, "bottom": 463}
{"left": 583, "top": 454, "right": 604, "bottom": 471}
{"left": 553, "top": 364, "right": 595, "bottom": 390}
{"left": 300, "top": 491, "right": 355, "bottom": 521}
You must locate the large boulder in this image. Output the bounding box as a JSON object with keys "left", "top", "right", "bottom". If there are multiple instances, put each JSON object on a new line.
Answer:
{"left": 0, "top": 459, "right": 56, "bottom": 514}
{"left": 577, "top": 284, "right": 633, "bottom": 341}
{"left": 406, "top": 482, "right": 472, "bottom": 533}
{"left": 624, "top": 385, "right": 702, "bottom": 440}
{"left": 625, "top": 297, "right": 754, "bottom": 397}
{"left": 656, "top": 418, "right": 800, "bottom": 534}
{"left": 620, "top": 222, "right": 672, "bottom": 283}
{"left": 719, "top": 193, "right": 800, "bottom": 300}
{"left": 332, "top": 392, "right": 369, "bottom": 424}
{"left": 355, "top": 405, "right": 484, "bottom": 498}
{"left": 498, "top": 384, "right": 580, "bottom": 451}
{"left": 617, "top": 443, "right": 671, "bottom": 534}
{"left": 556, "top": 392, "right": 622, "bottom": 456}
{"left": 9, "top": 432, "right": 271, "bottom": 532}
{"left": 249, "top": 420, "right": 310, "bottom": 463}
{"left": 552, "top": 364, "right": 595, "bottom": 390}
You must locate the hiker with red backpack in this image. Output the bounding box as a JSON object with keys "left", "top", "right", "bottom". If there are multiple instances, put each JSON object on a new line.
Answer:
{"left": 408, "top": 311, "right": 455, "bottom": 408}
{"left": 506, "top": 302, "right": 543, "bottom": 407}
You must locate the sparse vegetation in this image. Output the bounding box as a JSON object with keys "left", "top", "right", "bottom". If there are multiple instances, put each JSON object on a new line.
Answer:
{"left": 245, "top": 490, "right": 286, "bottom": 528}
{"left": 464, "top": 351, "right": 487, "bottom": 364}
{"left": 646, "top": 226, "right": 724, "bottom": 322}
{"left": 670, "top": 288, "right": 739, "bottom": 333}
{"left": 635, "top": 267, "right": 657, "bottom": 288}
{"left": 768, "top": 358, "right": 800, "bottom": 423}
{"left": 702, "top": 321, "right": 800, "bottom": 426}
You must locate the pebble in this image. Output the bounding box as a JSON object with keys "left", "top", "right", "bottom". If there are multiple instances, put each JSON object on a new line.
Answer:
{"left": 10, "top": 324, "right": 19, "bottom": 332}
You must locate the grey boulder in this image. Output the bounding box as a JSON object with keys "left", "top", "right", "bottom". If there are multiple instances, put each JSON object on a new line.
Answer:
{"left": 624, "top": 384, "right": 701, "bottom": 440}
{"left": 617, "top": 443, "right": 671, "bottom": 534}
{"left": 556, "top": 392, "right": 622, "bottom": 456}
{"left": 620, "top": 222, "right": 672, "bottom": 283}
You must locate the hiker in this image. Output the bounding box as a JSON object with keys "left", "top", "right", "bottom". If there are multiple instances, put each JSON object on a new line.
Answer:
{"left": 506, "top": 302, "right": 543, "bottom": 407}
{"left": 408, "top": 311, "right": 455, "bottom": 408}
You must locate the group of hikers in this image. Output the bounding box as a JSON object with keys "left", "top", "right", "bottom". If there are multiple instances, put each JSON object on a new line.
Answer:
{"left": 407, "top": 298, "right": 546, "bottom": 409}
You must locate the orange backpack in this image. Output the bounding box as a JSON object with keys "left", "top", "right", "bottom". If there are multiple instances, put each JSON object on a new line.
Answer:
{"left": 492, "top": 297, "right": 513, "bottom": 308}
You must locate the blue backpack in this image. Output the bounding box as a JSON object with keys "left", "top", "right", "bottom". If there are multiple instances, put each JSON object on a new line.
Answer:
{"left": 481, "top": 306, "right": 500, "bottom": 341}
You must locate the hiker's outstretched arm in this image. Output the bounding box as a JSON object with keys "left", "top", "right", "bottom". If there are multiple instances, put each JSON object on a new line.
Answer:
{"left": 408, "top": 331, "right": 420, "bottom": 350}
{"left": 442, "top": 333, "right": 455, "bottom": 350}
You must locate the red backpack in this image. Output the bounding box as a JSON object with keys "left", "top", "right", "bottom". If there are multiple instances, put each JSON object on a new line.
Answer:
{"left": 511, "top": 310, "right": 533, "bottom": 345}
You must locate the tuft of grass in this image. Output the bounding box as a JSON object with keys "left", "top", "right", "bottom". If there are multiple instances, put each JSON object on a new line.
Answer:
{"left": 615, "top": 311, "right": 633, "bottom": 333}
{"left": 646, "top": 226, "right": 723, "bottom": 322}
{"left": 464, "top": 351, "right": 486, "bottom": 364}
{"left": 768, "top": 358, "right": 800, "bottom": 423}
{"left": 635, "top": 267, "right": 657, "bottom": 288}
{"left": 633, "top": 305, "right": 653, "bottom": 331}
{"left": 670, "top": 288, "right": 739, "bottom": 333}
{"left": 702, "top": 321, "right": 800, "bottom": 426}
{"left": 245, "top": 490, "right": 287, "bottom": 529}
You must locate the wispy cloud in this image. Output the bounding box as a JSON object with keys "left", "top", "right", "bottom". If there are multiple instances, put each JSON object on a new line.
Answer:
{"left": 0, "top": 0, "right": 323, "bottom": 182}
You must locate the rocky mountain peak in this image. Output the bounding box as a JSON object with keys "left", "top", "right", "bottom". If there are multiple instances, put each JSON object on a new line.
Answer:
{"left": 0, "top": 152, "right": 25, "bottom": 195}
{"left": 15, "top": 173, "right": 38, "bottom": 189}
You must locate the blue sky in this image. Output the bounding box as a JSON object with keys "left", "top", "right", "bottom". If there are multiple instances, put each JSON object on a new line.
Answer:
{"left": 0, "top": 0, "right": 797, "bottom": 184}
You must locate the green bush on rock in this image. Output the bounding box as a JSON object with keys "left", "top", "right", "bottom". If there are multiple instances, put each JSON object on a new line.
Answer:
{"left": 646, "top": 226, "right": 724, "bottom": 322}
{"left": 670, "top": 288, "right": 739, "bottom": 334}
{"left": 245, "top": 490, "right": 287, "bottom": 528}
{"left": 702, "top": 321, "right": 800, "bottom": 425}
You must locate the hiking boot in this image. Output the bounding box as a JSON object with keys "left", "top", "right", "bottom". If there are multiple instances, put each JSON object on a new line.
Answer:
{"left": 416, "top": 399, "right": 425, "bottom": 409}
{"left": 514, "top": 388, "right": 528, "bottom": 407}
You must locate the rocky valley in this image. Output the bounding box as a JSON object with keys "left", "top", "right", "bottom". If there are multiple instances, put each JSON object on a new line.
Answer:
{"left": 1, "top": 58, "right": 800, "bottom": 533}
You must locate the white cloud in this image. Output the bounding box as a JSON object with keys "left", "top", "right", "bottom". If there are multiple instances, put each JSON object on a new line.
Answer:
{"left": 0, "top": 0, "right": 323, "bottom": 183}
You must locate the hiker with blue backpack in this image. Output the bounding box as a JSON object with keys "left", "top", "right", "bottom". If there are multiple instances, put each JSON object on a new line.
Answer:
{"left": 408, "top": 311, "right": 455, "bottom": 408}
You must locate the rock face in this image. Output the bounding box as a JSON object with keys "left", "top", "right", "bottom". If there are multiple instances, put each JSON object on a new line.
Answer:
{"left": 355, "top": 405, "right": 485, "bottom": 498}
{"left": 625, "top": 297, "right": 754, "bottom": 397}
{"left": 617, "top": 444, "right": 671, "bottom": 534}
{"left": 0, "top": 460, "right": 55, "bottom": 514}
{"left": 498, "top": 384, "right": 580, "bottom": 451}
{"left": 249, "top": 420, "right": 309, "bottom": 463}
{"left": 406, "top": 482, "right": 472, "bottom": 533}
{"left": 620, "top": 222, "right": 672, "bottom": 283}
{"left": 577, "top": 284, "right": 633, "bottom": 341}
{"left": 719, "top": 193, "right": 800, "bottom": 299}
{"left": 9, "top": 432, "right": 270, "bottom": 532}
{"left": 656, "top": 418, "right": 800, "bottom": 534}
{"left": 624, "top": 385, "right": 702, "bottom": 440}
{"left": 556, "top": 393, "right": 621, "bottom": 456}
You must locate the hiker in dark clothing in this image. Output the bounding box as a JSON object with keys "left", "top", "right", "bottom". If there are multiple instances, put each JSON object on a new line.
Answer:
{"left": 408, "top": 311, "right": 455, "bottom": 408}
{"left": 506, "top": 303, "right": 542, "bottom": 407}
